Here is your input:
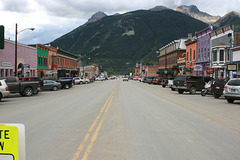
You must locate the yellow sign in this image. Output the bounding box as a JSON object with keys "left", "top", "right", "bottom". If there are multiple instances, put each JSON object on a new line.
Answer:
{"left": 0, "top": 126, "right": 19, "bottom": 160}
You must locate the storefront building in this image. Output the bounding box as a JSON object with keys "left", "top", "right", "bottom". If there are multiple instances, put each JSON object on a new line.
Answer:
{"left": 57, "top": 49, "right": 78, "bottom": 77}
{"left": 210, "top": 24, "right": 234, "bottom": 79}
{"left": 36, "top": 44, "right": 49, "bottom": 78}
{"left": 231, "top": 45, "right": 240, "bottom": 78}
{"left": 185, "top": 37, "right": 197, "bottom": 75}
{"left": 158, "top": 39, "right": 187, "bottom": 77}
{"left": 0, "top": 39, "right": 37, "bottom": 77}
{"left": 196, "top": 25, "right": 213, "bottom": 76}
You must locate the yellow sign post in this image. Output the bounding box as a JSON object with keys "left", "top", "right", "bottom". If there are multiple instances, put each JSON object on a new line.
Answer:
{"left": 0, "top": 124, "right": 25, "bottom": 160}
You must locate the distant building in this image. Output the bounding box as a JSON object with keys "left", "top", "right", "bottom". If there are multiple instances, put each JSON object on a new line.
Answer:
{"left": 144, "top": 65, "right": 158, "bottom": 77}
{"left": 158, "top": 38, "right": 187, "bottom": 77}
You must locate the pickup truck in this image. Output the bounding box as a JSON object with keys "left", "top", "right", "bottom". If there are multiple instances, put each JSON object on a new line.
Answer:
{"left": 57, "top": 78, "right": 73, "bottom": 89}
{"left": 173, "top": 75, "right": 212, "bottom": 94}
{"left": 0, "top": 77, "right": 41, "bottom": 96}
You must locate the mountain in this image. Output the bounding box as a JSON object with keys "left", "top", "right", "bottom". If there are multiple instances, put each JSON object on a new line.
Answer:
{"left": 85, "top": 11, "right": 107, "bottom": 24}
{"left": 149, "top": 6, "right": 170, "bottom": 11}
{"left": 214, "top": 11, "right": 240, "bottom": 32}
{"left": 174, "top": 5, "right": 220, "bottom": 24}
{"left": 50, "top": 9, "right": 208, "bottom": 74}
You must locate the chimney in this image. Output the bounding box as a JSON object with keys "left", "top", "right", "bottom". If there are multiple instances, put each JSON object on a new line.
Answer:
{"left": 188, "top": 33, "right": 192, "bottom": 39}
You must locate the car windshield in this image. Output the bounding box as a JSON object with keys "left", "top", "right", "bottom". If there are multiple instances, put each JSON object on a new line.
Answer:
{"left": 174, "top": 75, "right": 186, "bottom": 80}
{"left": 227, "top": 79, "right": 240, "bottom": 86}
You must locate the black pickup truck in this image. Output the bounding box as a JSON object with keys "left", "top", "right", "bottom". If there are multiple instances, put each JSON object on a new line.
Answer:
{"left": 0, "top": 77, "right": 41, "bottom": 96}
{"left": 173, "top": 75, "right": 213, "bottom": 94}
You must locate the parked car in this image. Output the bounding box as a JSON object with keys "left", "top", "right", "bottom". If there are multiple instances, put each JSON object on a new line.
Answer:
{"left": 146, "top": 76, "right": 156, "bottom": 84}
{"left": 42, "top": 80, "right": 61, "bottom": 91}
{"left": 42, "top": 76, "right": 57, "bottom": 81}
{"left": 211, "top": 78, "right": 228, "bottom": 98}
{"left": 168, "top": 77, "right": 175, "bottom": 91}
{"left": 142, "top": 76, "right": 147, "bottom": 83}
{"left": 223, "top": 78, "right": 240, "bottom": 103}
{"left": 96, "top": 77, "right": 105, "bottom": 81}
{"left": 0, "top": 77, "right": 41, "bottom": 96}
{"left": 133, "top": 76, "right": 140, "bottom": 81}
{"left": 56, "top": 78, "right": 73, "bottom": 89}
{"left": 173, "top": 75, "right": 212, "bottom": 94}
{"left": 161, "top": 77, "right": 168, "bottom": 88}
{"left": 152, "top": 77, "right": 162, "bottom": 85}
{"left": 0, "top": 79, "right": 10, "bottom": 101}
{"left": 73, "top": 77, "right": 85, "bottom": 85}
{"left": 19, "top": 77, "right": 43, "bottom": 90}
{"left": 123, "top": 76, "right": 129, "bottom": 81}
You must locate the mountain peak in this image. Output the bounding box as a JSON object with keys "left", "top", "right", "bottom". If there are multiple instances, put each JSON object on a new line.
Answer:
{"left": 174, "top": 5, "right": 220, "bottom": 24}
{"left": 86, "top": 11, "right": 107, "bottom": 24}
{"left": 149, "top": 6, "right": 170, "bottom": 11}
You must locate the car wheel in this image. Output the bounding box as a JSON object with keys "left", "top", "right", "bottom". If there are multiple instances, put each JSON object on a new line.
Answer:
{"left": 80, "top": 82, "right": 83, "bottom": 85}
{"left": 64, "top": 84, "right": 70, "bottom": 89}
{"left": 213, "top": 93, "right": 221, "bottom": 98}
{"left": 189, "top": 87, "right": 196, "bottom": 94}
{"left": 24, "top": 87, "right": 33, "bottom": 96}
{"left": 178, "top": 89, "right": 184, "bottom": 94}
{"left": 162, "top": 85, "right": 166, "bottom": 88}
{"left": 171, "top": 87, "right": 175, "bottom": 91}
{"left": 227, "top": 99, "right": 234, "bottom": 103}
{"left": 52, "top": 86, "right": 58, "bottom": 91}
{"left": 201, "top": 90, "right": 206, "bottom": 96}
{"left": 0, "top": 94, "right": 2, "bottom": 101}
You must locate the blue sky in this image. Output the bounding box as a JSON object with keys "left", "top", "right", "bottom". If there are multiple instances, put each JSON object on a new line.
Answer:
{"left": 0, "top": 0, "right": 240, "bottom": 44}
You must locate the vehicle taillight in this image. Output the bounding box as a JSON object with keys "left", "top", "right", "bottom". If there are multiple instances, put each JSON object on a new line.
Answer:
{"left": 184, "top": 81, "right": 187, "bottom": 86}
{"left": 38, "top": 83, "right": 40, "bottom": 87}
{"left": 224, "top": 85, "right": 227, "bottom": 89}
{"left": 210, "top": 85, "right": 212, "bottom": 89}
{"left": 5, "top": 87, "right": 9, "bottom": 91}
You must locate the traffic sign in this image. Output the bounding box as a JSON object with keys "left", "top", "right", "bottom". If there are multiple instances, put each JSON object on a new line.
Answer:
{"left": 0, "top": 124, "right": 25, "bottom": 160}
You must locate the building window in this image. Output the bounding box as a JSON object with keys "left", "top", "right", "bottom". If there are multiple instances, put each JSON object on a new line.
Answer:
{"left": 220, "top": 49, "right": 224, "bottom": 62}
{"left": 187, "top": 52, "right": 189, "bottom": 61}
{"left": 1, "top": 69, "right": 3, "bottom": 77}
{"left": 190, "top": 49, "right": 192, "bottom": 61}
{"left": 193, "top": 50, "right": 196, "bottom": 61}
{"left": 5, "top": 69, "right": 8, "bottom": 77}
{"left": 213, "top": 50, "right": 217, "bottom": 61}
{"left": 238, "top": 64, "right": 240, "bottom": 72}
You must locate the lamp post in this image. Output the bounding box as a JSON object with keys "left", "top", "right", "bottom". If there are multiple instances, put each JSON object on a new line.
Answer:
{"left": 15, "top": 23, "right": 35, "bottom": 76}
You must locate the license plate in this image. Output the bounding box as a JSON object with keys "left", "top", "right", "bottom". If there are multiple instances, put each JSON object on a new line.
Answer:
{"left": 231, "top": 89, "right": 237, "bottom": 92}
{"left": 216, "top": 87, "right": 220, "bottom": 89}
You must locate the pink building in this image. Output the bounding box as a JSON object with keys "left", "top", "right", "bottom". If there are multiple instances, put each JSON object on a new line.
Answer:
{"left": 0, "top": 39, "right": 37, "bottom": 77}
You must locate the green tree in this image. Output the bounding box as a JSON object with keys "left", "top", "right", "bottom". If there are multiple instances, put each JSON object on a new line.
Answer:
{"left": 106, "top": 68, "right": 114, "bottom": 76}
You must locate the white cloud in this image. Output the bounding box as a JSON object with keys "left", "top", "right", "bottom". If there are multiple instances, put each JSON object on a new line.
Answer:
{"left": 1, "top": 0, "right": 240, "bottom": 44}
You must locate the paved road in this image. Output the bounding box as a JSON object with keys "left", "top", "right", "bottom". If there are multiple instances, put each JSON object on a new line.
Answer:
{"left": 0, "top": 79, "right": 240, "bottom": 160}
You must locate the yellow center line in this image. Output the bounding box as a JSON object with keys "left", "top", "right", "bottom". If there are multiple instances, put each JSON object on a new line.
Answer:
{"left": 72, "top": 81, "right": 119, "bottom": 160}
{"left": 72, "top": 96, "right": 111, "bottom": 160}
{"left": 82, "top": 97, "right": 113, "bottom": 160}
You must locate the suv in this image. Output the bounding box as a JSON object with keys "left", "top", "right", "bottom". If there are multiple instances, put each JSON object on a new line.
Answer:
{"left": 0, "top": 80, "right": 10, "bottom": 101}
{"left": 211, "top": 78, "right": 228, "bottom": 98}
{"left": 173, "top": 75, "right": 212, "bottom": 94}
{"left": 223, "top": 78, "right": 240, "bottom": 103}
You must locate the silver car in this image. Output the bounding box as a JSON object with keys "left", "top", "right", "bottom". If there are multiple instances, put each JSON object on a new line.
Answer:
{"left": 223, "top": 78, "right": 240, "bottom": 103}
{"left": 0, "top": 79, "right": 10, "bottom": 101}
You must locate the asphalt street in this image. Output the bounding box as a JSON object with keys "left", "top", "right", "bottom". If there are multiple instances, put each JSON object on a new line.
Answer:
{"left": 0, "top": 79, "right": 240, "bottom": 160}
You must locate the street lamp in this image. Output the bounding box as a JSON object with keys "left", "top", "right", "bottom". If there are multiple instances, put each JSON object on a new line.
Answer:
{"left": 15, "top": 23, "right": 35, "bottom": 76}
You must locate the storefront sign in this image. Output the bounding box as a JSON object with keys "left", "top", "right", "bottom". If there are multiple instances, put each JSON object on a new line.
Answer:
{"left": 227, "top": 64, "right": 237, "bottom": 71}
{"left": 1, "top": 62, "right": 12, "bottom": 67}
{"left": 194, "top": 65, "right": 203, "bottom": 71}
{"left": 206, "top": 68, "right": 214, "bottom": 74}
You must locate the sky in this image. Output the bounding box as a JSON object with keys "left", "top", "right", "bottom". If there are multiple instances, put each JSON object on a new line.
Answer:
{"left": 1, "top": 0, "right": 240, "bottom": 45}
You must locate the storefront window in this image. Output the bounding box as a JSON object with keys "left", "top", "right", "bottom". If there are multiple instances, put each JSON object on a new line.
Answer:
{"left": 1, "top": 69, "right": 4, "bottom": 77}
{"left": 213, "top": 50, "right": 217, "bottom": 61}
{"left": 5, "top": 69, "right": 8, "bottom": 77}
{"left": 238, "top": 64, "right": 240, "bottom": 72}
{"left": 220, "top": 49, "right": 224, "bottom": 61}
